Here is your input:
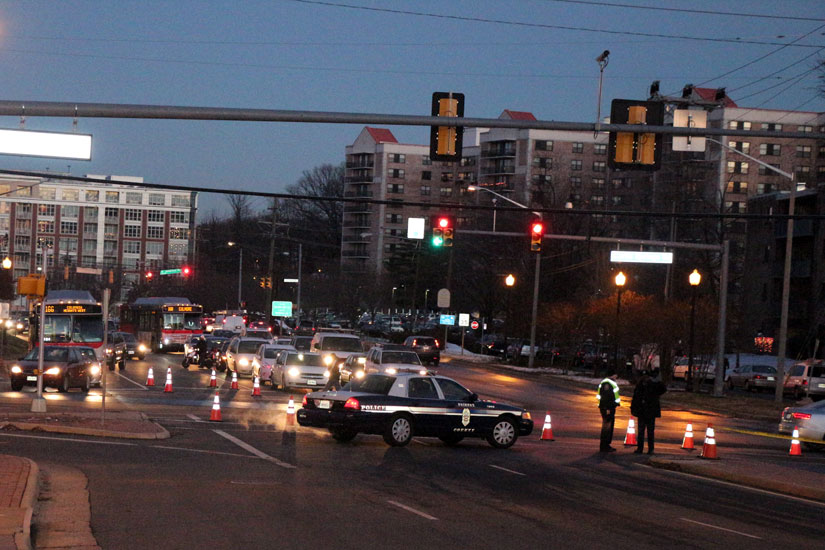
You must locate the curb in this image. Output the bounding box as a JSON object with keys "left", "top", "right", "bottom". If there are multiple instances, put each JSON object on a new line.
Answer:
{"left": 0, "top": 421, "right": 170, "bottom": 440}
{"left": 649, "top": 457, "right": 825, "bottom": 503}
{"left": 16, "top": 457, "right": 38, "bottom": 550}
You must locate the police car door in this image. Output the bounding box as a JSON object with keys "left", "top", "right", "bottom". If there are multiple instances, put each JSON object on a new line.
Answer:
{"left": 434, "top": 377, "right": 482, "bottom": 435}
{"left": 405, "top": 377, "right": 445, "bottom": 437}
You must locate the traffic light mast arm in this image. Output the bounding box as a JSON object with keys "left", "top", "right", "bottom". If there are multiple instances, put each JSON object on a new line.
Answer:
{"left": 467, "top": 186, "right": 542, "bottom": 219}
{"left": 706, "top": 137, "right": 793, "bottom": 180}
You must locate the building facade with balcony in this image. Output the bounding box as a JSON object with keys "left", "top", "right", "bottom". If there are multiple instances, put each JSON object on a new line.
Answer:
{"left": 0, "top": 173, "right": 197, "bottom": 301}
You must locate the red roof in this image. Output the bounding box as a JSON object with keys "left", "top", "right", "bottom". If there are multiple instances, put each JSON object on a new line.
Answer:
{"left": 501, "top": 110, "right": 537, "bottom": 121}
{"left": 365, "top": 127, "right": 398, "bottom": 143}
{"left": 694, "top": 87, "right": 738, "bottom": 108}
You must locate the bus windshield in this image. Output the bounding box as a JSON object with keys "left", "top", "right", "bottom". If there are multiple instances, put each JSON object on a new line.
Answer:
{"left": 43, "top": 315, "right": 103, "bottom": 343}
{"left": 163, "top": 313, "right": 202, "bottom": 331}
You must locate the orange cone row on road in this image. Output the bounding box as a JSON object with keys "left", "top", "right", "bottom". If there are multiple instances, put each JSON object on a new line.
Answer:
{"left": 681, "top": 423, "right": 695, "bottom": 450}
{"left": 789, "top": 426, "right": 802, "bottom": 456}
{"left": 230, "top": 371, "right": 239, "bottom": 390}
{"left": 624, "top": 418, "right": 637, "bottom": 446}
{"left": 286, "top": 395, "right": 295, "bottom": 425}
{"left": 146, "top": 367, "right": 155, "bottom": 387}
{"left": 700, "top": 424, "right": 718, "bottom": 459}
{"left": 209, "top": 390, "right": 222, "bottom": 422}
{"left": 252, "top": 376, "right": 261, "bottom": 397}
{"left": 164, "top": 367, "right": 174, "bottom": 393}
{"left": 540, "top": 412, "right": 554, "bottom": 441}
{"left": 209, "top": 369, "right": 217, "bottom": 388}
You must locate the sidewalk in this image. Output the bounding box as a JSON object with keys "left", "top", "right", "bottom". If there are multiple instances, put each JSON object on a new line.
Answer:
{"left": 0, "top": 455, "right": 37, "bottom": 550}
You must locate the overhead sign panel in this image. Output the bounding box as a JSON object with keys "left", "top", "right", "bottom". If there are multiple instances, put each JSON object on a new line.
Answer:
{"left": 610, "top": 250, "right": 673, "bottom": 264}
{"left": 672, "top": 109, "right": 707, "bottom": 152}
{"left": 0, "top": 128, "right": 92, "bottom": 160}
{"left": 407, "top": 217, "right": 425, "bottom": 240}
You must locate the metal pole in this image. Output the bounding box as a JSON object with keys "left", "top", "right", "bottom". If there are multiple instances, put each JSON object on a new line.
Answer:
{"left": 296, "top": 243, "right": 302, "bottom": 318}
{"left": 101, "top": 288, "right": 109, "bottom": 425}
{"left": 613, "top": 289, "right": 622, "bottom": 376}
{"left": 688, "top": 285, "right": 697, "bottom": 392}
{"left": 528, "top": 252, "right": 541, "bottom": 368}
{"left": 31, "top": 295, "right": 46, "bottom": 412}
{"left": 237, "top": 247, "right": 243, "bottom": 309}
{"left": 265, "top": 203, "right": 277, "bottom": 325}
{"left": 775, "top": 177, "right": 797, "bottom": 403}
{"left": 713, "top": 240, "right": 730, "bottom": 397}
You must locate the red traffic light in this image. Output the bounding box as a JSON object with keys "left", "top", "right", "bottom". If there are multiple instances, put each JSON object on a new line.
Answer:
{"left": 182, "top": 266, "right": 191, "bottom": 276}
{"left": 531, "top": 222, "right": 544, "bottom": 235}
{"left": 145, "top": 271, "right": 154, "bottom": 279}
{"left": 437, "top": 217, "right": 450, "bottom": 229}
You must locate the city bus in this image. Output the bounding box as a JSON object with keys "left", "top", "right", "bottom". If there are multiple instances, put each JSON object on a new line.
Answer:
{"left": 30, "top": 290, "right": 106, "bottom": 360}
{"left": 120, "top": 297, "right": 203, "bottom": 352}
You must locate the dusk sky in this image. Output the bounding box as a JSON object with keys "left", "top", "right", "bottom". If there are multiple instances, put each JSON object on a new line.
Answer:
{"left": 0, "top": 0, "right": 823, "bottom": 218}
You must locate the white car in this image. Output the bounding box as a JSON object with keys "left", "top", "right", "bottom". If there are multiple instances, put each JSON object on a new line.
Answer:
{"left": 225, "top": 337, "right": 270, "bottom": 377}
{"left": 270, "top": 351, "right": 328, "bottom": 391}
{"left": 252, "top": 343, "right": 296, "bottom": 383}
{"left": 365, "top": 347, "right": 425, "bottom": 375}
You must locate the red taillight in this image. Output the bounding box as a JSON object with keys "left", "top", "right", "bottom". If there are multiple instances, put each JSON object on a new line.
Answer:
{"left": 344, "top": 397, "right": 360, "bottom": 410}
{"left": 434, "top": 339, "right": 439, "bottom": 348}
{"left": 302, "top": 394, "right": 308, "bottom": 406}
{"left": 792, "top": 412, "right": 812, "bottom": 420}
{"left": 802, "top": 380, "right": 808, "bottom": 386}
{"left": 754, "top": 375, "right": 765, "bottom": 380}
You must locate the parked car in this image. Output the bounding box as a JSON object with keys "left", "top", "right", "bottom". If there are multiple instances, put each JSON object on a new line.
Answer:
{"left": 9, "top": 346, "right": 95, "bottom": 392}
{"left": 784, "top": 360, "right": 817, "bottom": 400}
{"left": 270, "top": 351, "right": 327, "bottom": 391}
{"left": 779, "top": 399, "right": 825, "bottom": 450}
{"left": 726, "top": 364, "right": 777, "bottom": 392}
{"left": 808, "top": 362, "right": 825, "bottom": 402}
{"left": 225, "top": 337, "right": 271, "bottom": 377}
{"left": 364, "top": 346, "right": 425, "bottom": 375}
{"left": 403, "top": 335, "right": 440, "bottom": 365}
{"left": 252, "top": 343, "right": 296, "bottom": 383}
{"left": 672, "top": 356, "right": 724, "bottom": 381}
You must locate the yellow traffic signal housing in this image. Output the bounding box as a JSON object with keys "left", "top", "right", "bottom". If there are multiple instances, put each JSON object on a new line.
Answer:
{"left": 431, "top": 215, "right": 454, "bottom": 248}
{"left": 608, "top": 99, "right": 664, "bottom": 171}
{"left": 443, "top": 227, "right": 454, "bottom": 248}
{"left": 530, "top": 220, "right": 544, "bottom": 252}
{"left": 429, "top": 92, "right": 464, "bottom": 162}
{"left": 17, "top": 274, "right": 45, "bottom": 297}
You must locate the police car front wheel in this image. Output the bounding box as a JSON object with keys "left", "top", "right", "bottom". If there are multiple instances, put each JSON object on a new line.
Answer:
{"left": 383, "top": 414, "right": 414, "bottom": 447}
{"left": 487, "top": 417, "right": 518, "bottom": 449}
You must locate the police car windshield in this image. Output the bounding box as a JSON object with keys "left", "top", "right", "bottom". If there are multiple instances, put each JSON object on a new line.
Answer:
{"left": 344, "top": 374, "right": 395, "bottom": 395}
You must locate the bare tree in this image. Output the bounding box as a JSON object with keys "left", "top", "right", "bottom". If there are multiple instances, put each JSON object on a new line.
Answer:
{"left": 284, "top": 163, "right": 345, "bottom": 252}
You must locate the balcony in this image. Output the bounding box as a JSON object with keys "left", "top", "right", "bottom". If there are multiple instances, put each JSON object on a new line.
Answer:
{"left": 774, "top": 218, "right": 815, "bottom": 238}
{"left": 345, "top": 175, "right": 374, "bottom": 184}
{"left": 346, "top": 160, "right": 374, "bottom": 168}
{"left": 480, "top": 164, "right": 516, "bottom": 176}
{"left": 344, "top": 191, "right": 374, "bottom": 198}
{"left": 481, "top": 143, "right": 516, "bottom": 158}
{"left": 342, "top": 232, "right": 371, "bottom": 243}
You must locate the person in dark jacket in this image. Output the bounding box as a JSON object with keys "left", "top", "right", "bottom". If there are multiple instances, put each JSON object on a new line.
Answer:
{"left": 630, "top": 368, "right": 667, "bottom": 454}
{"left": 597, "top": 369, "right": 621, "bottom": 452}
{"left": 196, "top": 336, "right": 208, "bottom": 365}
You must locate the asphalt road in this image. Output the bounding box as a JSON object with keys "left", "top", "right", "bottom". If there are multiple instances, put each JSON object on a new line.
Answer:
{"left": 1, "top": 353, "right": 823, "bottom": 549}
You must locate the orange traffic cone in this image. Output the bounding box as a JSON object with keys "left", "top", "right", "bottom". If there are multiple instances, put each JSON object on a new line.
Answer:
{"left": 252, "top": 376, "right": 261, "bottom": 397}
{"left": 145, "top": 367, "right": 155, "bottom": 387}
{"left": 624, "top": 418, "right": 638, "bottom": 446}
{"left": 789, "top": 426, "right": 802, "bottom": 456}
{"left": 540, "top": 412, "right": 554, "bottom": 441}
{"left": 286, "top": 395, "right": 295, "bottom": 425}
{"left": 209, "top": 390, "right": 222, "bottom": 422}
{"left": 230, "top": 371, "right": 239, "bottom": 390}
{"left": 209, "top": 369, "right": 217, "bottom": 388}
{"left": 681, "top": 423, "right": 695, "bottom": 450}
{"left": 164, "top": 367, "right": 174, "bottom": 393}
{"left": 700, "top": 424, "right": 718, "bottom": 459}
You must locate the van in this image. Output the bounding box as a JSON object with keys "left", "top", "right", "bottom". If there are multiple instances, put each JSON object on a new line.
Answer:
{"left": 215, "top": 313, "right": 245, "bottom": 334}
{"left": 784, "top": 360, "right": 817, "bottom": 399}
{"left": 805, "top": 361, "right": 825, "bottom": 401}
{"left": 310, "top": 332, "right": 364, "bottom": 367}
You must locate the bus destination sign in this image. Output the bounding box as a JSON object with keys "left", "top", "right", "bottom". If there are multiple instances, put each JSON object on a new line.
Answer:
{"left": 45, "top": 304, "right": 102, "bottom": 314}
{"left": 163, "top": 305, "right": 198, "bottom": 313}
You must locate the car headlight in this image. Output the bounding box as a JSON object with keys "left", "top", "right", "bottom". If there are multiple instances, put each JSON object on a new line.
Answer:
{"left": 288, "top": 367, "right": 300, "bottom": 377}
{"left": 10, "top": 365, "right": 22, "bottom": 374}
{"left": 16, "top": 322, "right": 23, "bottom": 330}
{"left": 90, "top": 365, "right": 101, "bottom": 376}
{"left": 45, "top": 367, "right": 61, "bottom": 376}
{"left": 323, "top": 370, "right": 330, "bottom": 378}
{"left": 355, "top": 370, "right": 365, "bottom": 379}
{"left": 138, "top": 344, "right": 147, "bottom": 352}
{"left": 105, "top": 348, "right": 113, "bottom": 354}
{"left": 357, "top": 357, "right": 366, "bottom": 364}
{"left": 239, "top": 358, "right": 249, "bottom": 367}
{"left": 164, "top": 338, "right": 170, "bottom": 345}
{"left": 386, "top": 367, "right": 397, "bottom": 375}
{"left": 323, "top": 354, "right": 334, "bottom": 366}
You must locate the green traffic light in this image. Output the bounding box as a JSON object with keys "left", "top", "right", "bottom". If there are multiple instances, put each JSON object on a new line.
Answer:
{"left": 432, "top": 236, "right": 443, "bottom": 247}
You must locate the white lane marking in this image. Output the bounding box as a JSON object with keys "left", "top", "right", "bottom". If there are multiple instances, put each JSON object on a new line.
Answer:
{"left": 212, "top": 429, "right": 295, "bottom": 469}
{"left": 633, "top": 463, "right": 825, "bottom": 508}
{"left": 152, "top": 445, "right": 261, "bottom": 459}
{"left": 489, "top": 464, "right": 526, "bottom": 476}
{"left": 112, "top": 371, "right": 149, "bottom": 389}
{"left": 386, "top": 500, "right": 438, "bottom": 520}
{"left": 0, "top": 432, "right": 137, "bottom": 446}
{"left": 680, "top": 518, "right": 762, "bottom": 540}
{"left": 186, "top": 414, "right": 203, "bottom": 422}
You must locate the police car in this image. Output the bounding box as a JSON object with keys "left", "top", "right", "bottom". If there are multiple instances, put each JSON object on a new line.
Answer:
{"left": 297, "top": 372, "right": 533, "bottom": 448}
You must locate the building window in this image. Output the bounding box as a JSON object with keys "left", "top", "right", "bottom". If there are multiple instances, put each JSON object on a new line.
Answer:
{"left": 764, "top": 123, "right": 782, "bottom": 132}
{"left": 592, "top": 177, "right": 605, "bottom": 190}
{"left": 85, "top": 190, "right": 99, "bottom": 202}
{"left": 421, "top": 171, "right": 431, "bottom": 180}
{"left": 570, "top": 176, "right": 582, "bottom": 189}
{"left": 727, "top": 161, "right": 748, "bottom": 174}
{"left": 103, "top": 240, "right": 117, "bottom": 255}
{"left": 756, "top": 183, "right": 774, "bottom": 194}
{"left": 59, "top": 238, "right": 78, "bottom": 253}
{"left": 532, "top": 157, "right": 552, "bottom": 169}
{"left": 388, "top": 154, "right": 406, "bottom": 163}
{"left": 124, "top": 225, "right": 141, "bottom": 238}
{"left": 105, "top": 191, "right": 119, "bottom": 204}
{"left": 61, "top": 205, "right": 79, "bottom": 218}
{"left": 819, "top": 145, "right": 825, "bottom": 158}
{"left": 726, "top": 181, "right": 747, "bottom": 193}
{"left": 591, "top": 194, "right": 604, "bottom": 206}
{"left": 83, "top": 239, "right": 97, "bottom": 253}
{"left": 724, "top": 201, "right": 745, "bottom": 213}
{"left": 146, "top": 242, "right": 163, "bottom": 256}
{"left": 759, "top": 143, "right": 781, "bottom": 156}
{"left": 85, "top": 206, "right": 98, "bottom": 219}
{"left": 535, "top": 140, "right": 554, "bottom": 151}
{"left": 384, "top": 214, "right": 402, "bottom": 224}
{"left": 612, "top": 178, "right": 631, "bottom": 189}
{"left": 83, "top": 222, "right": 97, "bottom": 236}
{"left": 594, "top": 143, "right": 607, "bottom": 155}
{"left": 36, "top": 237, "right": 54, "bottom": 250}
{"left": 728, "top": 120, "right": 751, "bottom": 131}
{"left": 39, "top": 187, "right": 56, "bottom": 200}
{"left": 169, "top": 212, "right": 188, "bottom": 224}
{"left": 147, "top": 210, "right": 164, "bottom": 223}
{"left": 146, "top": 226, "right": 164, "bottom": 239}
{"left": 612, "top": 196, "right": 627, "bottom": 206}
{"left": 37, "top": 204, "right": 56, "bottom": 217}
{"left": 422, "top": 155, "right": 432, "bottom": 165}
{"left": 169, "top": 228, "right": 190, "bottom": 240}
{"left": 62, "top": 189, "right": 79, "bottom": 202}
{"left": 169, "top": 242, "right": 187, "bottom": 257}
{"left": 14, "top": 235, "right": 30, "bottom": 248}
{"left": 572, "top": 142, "right": 584, "bottom": 153}
{"left": 420, "top": 185, "right": 431, "bottom": 196}
{"left": 758, "top": 163, "right": 782, "bottom": 176}
{"left": 60, "top": 221, "right": 78, "bottom": 234}
{"left": 439, "top": 186, "right": 453, "bottom": 197}
{"left": 125, "top": 192, "right": 142, "bottom": 205}
{"left": 387, "top": 184, "right": 404, "bottom": 194}
{"left": 104, "top": 207, "right": 119, "bottom": 220}
{"left": 123, "top": 241, "right": 141, "bottom": 255}
{"left": 148, "top": 193, "right": 165, "bottom": 206}
{"left": 14, "top": 220, "right": 31, "bottom": 235}
{"left": 593, "top": 161, "right": 606, "bottom": 172}
{"left": 124, "top": 209, "right": 142, "bottom": 221}
{"left": 171, "top": 195, "right": 190, "bottom": 207}
{"left": 796, "top": 145, "right": 812, "bottom": 158}
{"left": 728, "top": 141, "right": 750, "bottom": 154}
{"left": 37, "top": 221, "right": 55, "bottom": 234}
{"left": 571, "top": 160, "right": 582, "bottom": 171}
{"left": 798, "top": 125, "right": 813, "bottom": 133}
{"left": 387, "top": 169, "right": 405, "bottom": 179}
{"left": 104, "top": 224, "right": 118, "bottom": 239}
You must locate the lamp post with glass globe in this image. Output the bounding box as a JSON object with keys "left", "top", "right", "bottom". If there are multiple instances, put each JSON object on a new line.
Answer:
{"left": 613, "top": 271, "right": 626, "bottom": 376}
{"left": 687, "top": 269, "right": 701, "bottom": 391}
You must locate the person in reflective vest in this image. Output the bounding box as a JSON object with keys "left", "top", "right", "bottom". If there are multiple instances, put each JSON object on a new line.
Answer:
{"left": 597, "top": 369, "right": 621, "bottom": 452}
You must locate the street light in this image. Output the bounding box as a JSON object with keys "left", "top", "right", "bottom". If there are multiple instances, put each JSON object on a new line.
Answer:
{"left": 227, "top": 242, "right": 243, "bottom": 309}
{"left": 504, "top": 274, "right": 515, "bottom": 352}
{"left": 687, "top": 269, "right": 701, "bottom": 391}
{"left": 1, "top": 257, "right": 11, "bottom": 270}
{"left": 613, "top": 271, "right": 626, "bottom": 377}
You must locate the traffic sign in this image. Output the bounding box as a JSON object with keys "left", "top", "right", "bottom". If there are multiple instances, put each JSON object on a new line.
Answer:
{"left": 271, "top": 301, "right": 292, "bottom": 317}
{"left": 437, "top": 288, "right": 450, "bottom": 308}
{"left": 458, "top": 313, "right": 470, "bottom": 327}
{"left": 470, "top": 320, "right": 479, "bottom": 330}
{"left": 439, "top": 314, "right": 455, "bottom": 326}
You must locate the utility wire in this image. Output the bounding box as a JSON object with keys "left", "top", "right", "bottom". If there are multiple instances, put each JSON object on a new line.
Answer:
{"left": 728, "top": 49, "right": 825, "bottom": 92}
{"left": 286, "top": 0, "right": 825, "bottom": 48}
{"left": 543, "top": 0, "right": 825, "bottom": 22}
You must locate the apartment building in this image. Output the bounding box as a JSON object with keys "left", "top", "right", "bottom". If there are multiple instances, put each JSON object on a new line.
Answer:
{"left": 0, "top": 174, "right": 197, "bottom": 301}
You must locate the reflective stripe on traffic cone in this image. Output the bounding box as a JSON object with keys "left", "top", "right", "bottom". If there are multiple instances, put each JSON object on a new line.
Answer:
{"left": 681, "top": 423, "right": 695, "bottom": 450}
{"left": 164, "top": 367, "right": 174, "bottom": 393}
{"left": 540, "top": 412, "right": 554, "bottom": 441}
{"left": 146, "top": 367, "right": 155, "bottom": 387}
{"left": 252, "top": 376, "right": 261, "bottom": 397}
{"left": 286, "top": 395, "right": 295, "bottom": 425}
{"left": 230, "top": 371, "right": 239, "bottom": 390}
{"left": 789, "top": 426, "right": 802, "bottom": 456}
{"left": 624, "top": 418, "right": 637, "bottom": 446}
{"left": 209, "top": 369, "right": 217, "bottom": 388}
{"left": 209, "top": 390, "right": 222, "bottom": 422}
{"left": 700, "top": 424, "right": 718, "bottom": 459}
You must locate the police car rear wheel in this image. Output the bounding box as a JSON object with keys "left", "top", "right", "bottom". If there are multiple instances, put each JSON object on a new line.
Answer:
{"left": 487, "top": 418, "right": 517, "bottom": 449}
{"left": 384, "top": 414, "right": 413, "bottom": 446}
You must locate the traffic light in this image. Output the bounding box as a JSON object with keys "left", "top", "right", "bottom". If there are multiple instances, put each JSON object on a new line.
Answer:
{"left": 145, "top": 271, "right": 154, "bottom": 280}
{"left": 259, "top": 277, "right": 266, "bottom": 288}
{"left": 182, "top": 266, "right": 192, "bottom": 277}
{"left": 429, "top": 92, "right": 464, "bottom": 162}
{"left": 431, "top": 215, "right": 454, "bottom": 248}
{"left": 608, "top": 99, "right": 664, "bottom": 171}
{"left": 259, "top": 276, "right": 272, "bottom": 288}
{"left": 530, "top": 219, "right": 544, "bottom": 252}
